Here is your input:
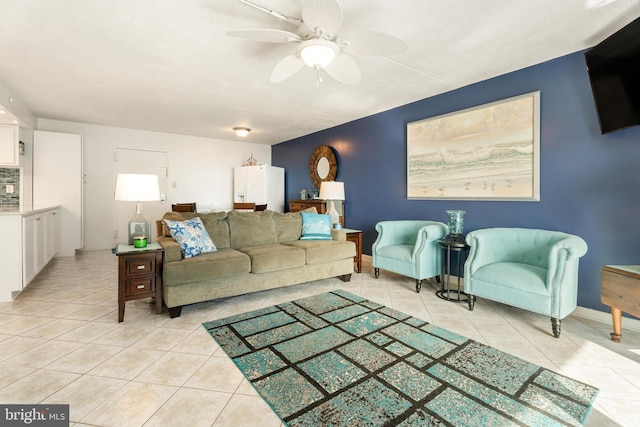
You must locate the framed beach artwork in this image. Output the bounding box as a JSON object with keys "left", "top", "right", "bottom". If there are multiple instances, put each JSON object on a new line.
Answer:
{"left": 407, "top": 91, "right": 540, "bottom": 201}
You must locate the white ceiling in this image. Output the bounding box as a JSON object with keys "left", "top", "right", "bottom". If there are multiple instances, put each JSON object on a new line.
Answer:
{"left": 0, "top": 0, "right": 638, "bottom": 144}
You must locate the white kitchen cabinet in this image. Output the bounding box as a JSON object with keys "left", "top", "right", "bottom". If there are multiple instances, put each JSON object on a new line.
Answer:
{"left": 234, "top": 165, "right": 285, "bottom": 212}
{"left": 0, "top": 206, "right": 60, "bottom": 301}
{"left": 0, "top": 124, "right": 19, "bottom": 166}
{"left": 46, "top": 209, "right": 60, "bottom": 261}
{"left": 22, "top": 208, "right": 59, "bottom": 286}
{"left": 22, "top": 213, "right": 38, "bottom": 285}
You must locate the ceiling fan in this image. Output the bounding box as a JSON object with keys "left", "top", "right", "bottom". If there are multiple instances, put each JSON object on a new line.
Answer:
{"left": 227, "top": 0, "right": 407, "bottom": 85}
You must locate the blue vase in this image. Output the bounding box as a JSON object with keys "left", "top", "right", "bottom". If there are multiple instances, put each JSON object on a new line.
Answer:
{"left": 445, "top": 210, "right": 466, "bottom": 242}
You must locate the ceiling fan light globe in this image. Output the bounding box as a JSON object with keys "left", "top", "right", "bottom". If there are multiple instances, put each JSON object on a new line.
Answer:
{"left": 233, "top": 127, "right": 251, "bottom": 137}
{"left": 298, "top": 39, "right": 338, "bottom": 69}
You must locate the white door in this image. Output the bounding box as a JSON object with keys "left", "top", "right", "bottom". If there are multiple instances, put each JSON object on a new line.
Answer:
{"left": 113, "top": 148, "right": 167, "bottom": 246}
{"left": 33, "top": 130, "right": 83, "bottom": 257}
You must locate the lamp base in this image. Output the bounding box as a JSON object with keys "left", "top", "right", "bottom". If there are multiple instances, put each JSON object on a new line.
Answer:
{"left": 128, "top": 202, "right": 151, "bottom": 245}
{"left": 327, "top": 200, "right": 340, "bottom": 228}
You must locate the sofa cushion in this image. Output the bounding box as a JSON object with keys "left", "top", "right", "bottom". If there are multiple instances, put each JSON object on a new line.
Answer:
{"left": 300, "top": 211, "right": 332, "bottom": 240}
{"left": 199, "top": 212, "right": 231, "bottom": 249}
{"left": 473, "top": 262, "right": 549, "bottom": 296}
{"left": 164, "top": 217, "right": 217, "bottom": 259}
{"left": 273, "top": 211, "right": 303, "bottom": 243}
{"left": 163, "top": 248, "right": 251, "bottom": 284}
{"left": 162, "top": 211, "right": 230, "bottom": 249}
{"left": 376, "top": 245, "right": 414, "bottom": 263}
{"left": 238, "top": 244, "right": 306, "bottom": 273}
{"left": 272, "top": 207, "right": 319, "bottom": 243}
{"left": 229, "top": 210, "right": 277, "bottom": 248}
{"left": 283, "top": 240, "right": 355, "bottom": 265}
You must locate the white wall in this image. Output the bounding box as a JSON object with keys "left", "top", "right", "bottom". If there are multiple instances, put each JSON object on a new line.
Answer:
{"left": 37, "top": 119, "right": 272, "bottom": 251}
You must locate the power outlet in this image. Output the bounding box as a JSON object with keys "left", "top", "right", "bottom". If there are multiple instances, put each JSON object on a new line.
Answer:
{"left": 5, "top": 184, "right": 15, "bottom": 194}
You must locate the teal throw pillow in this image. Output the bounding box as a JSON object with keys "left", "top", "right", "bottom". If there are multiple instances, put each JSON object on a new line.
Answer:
{"left": 300, "top": 212, "right": 332, "bottom": 240}
{"left": 164, "top": 217, "right": 217, "bottom": 258}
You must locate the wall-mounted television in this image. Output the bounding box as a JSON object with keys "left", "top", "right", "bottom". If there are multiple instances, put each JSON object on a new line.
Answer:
{"left": 585, "top": 17, "right": 640, "bottom": 134}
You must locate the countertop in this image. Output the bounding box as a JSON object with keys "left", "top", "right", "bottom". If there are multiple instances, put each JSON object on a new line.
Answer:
{"left": 0, "top": 205, "right": 60, "bottom": 216}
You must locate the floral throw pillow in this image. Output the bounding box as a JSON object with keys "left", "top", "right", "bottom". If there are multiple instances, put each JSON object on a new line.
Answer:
{"left": 300, "top": 212, "right": 332, "bottom": 240}
{"left": 163, "top": 217, "right": 217, "bottom": 258}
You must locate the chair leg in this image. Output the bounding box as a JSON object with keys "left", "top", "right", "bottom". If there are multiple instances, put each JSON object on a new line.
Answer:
{"left": 415, "top": 279, "right": 422, "bottom": 293}
{"left": 551, "top": 318, "right": 561, "bottom": 338}
{"left": 468, "top": 295, "right": 475, "bottom": 311}
{"left": 374, "top": 268, "right": 379, "bottom": 279}
{"left": 435, "top": 275, "right": 441, "bottom": 284}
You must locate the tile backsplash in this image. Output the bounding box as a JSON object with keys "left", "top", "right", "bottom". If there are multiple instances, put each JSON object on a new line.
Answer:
{"left": 0, "top": 168, "right": 20, "bottom": 206}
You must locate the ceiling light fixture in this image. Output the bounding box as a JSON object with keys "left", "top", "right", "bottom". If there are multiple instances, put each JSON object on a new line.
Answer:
{"left": 298, "top": 39, "right": 339, "bottom": 70}
{"left": 233, "top": 127, "right": 251, "bottom": 137}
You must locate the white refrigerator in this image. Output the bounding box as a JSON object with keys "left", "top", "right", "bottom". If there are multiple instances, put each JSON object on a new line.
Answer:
{"left": 234, "top": 165, "right": 284, "bottom": 212}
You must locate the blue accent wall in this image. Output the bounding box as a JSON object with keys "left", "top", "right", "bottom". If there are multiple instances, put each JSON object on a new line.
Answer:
{"left": 272, "top": 51, "right": 640, "bottom": 314}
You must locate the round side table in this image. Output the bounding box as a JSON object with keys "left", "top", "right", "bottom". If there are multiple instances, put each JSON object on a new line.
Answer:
{"left": 436, "top": 238, "right": 470, "bottom": 303}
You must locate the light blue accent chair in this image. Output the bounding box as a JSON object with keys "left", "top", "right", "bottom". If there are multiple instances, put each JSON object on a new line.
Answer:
{"left": 372, "top": 220, "right": 448, "bottom": 292}
{"left": 464, "top": 228, "right": 588, "bottom": 338}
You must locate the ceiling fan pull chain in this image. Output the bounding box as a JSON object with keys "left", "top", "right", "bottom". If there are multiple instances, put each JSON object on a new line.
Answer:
{"left": 315, "top": 66, "right": 323, "bottom": 86}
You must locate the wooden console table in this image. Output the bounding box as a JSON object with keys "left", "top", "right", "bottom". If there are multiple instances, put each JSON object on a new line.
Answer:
{"left": 288, "top": 199, "right": 344, "bottom": 227}
{"left": 600, "top": 265, "right": 640, "bottom": 342}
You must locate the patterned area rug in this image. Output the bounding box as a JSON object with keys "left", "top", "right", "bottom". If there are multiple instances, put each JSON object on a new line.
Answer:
{"left": 202, "top": 290, "right": 598, "bottom": 426}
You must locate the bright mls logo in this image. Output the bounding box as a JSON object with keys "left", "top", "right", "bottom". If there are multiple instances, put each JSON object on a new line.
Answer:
{"left": 1, "top": 405, "right": 69, "bottom": 426}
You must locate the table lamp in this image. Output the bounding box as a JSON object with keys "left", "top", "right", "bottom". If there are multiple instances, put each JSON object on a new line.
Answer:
{"left": 319, "top": 181, "right": 345, "bottom": 228}
{"left": 115, "top": 173, "right": 160, "bottom": 245}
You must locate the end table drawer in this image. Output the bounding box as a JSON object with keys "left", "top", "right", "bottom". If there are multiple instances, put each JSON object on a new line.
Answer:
{"left": 288, "top": 202, "right": 307, "bottom": 212}
{"left": 126, "top": 277, "right": 155, "bottom": 296}
{"left": 126, "top": 257, "right": 156, "bottom": 276}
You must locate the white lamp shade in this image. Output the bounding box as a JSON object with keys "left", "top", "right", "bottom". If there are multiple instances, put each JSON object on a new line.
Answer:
{"left": 115, "top": 174, "right": 160, "bottom": 202}
{"left": 319, "top": 181, "right": 345, "bottom": 200}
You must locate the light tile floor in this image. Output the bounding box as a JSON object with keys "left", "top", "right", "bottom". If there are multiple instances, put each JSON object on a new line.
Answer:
{"left": 1, "top": 250, "right": 639, "bottom": 426}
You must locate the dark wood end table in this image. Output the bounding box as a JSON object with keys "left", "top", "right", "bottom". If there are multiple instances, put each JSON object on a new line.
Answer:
{"left": 343, "top": 228, "right": 363, "bottom": 273}
{"left": 116, "top": 243, "right": 164, "bottom": 322}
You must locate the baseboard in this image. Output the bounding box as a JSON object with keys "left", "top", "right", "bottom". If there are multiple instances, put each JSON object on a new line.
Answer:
{"left": 573, "top": 306, "right": 640, "bottom": 332}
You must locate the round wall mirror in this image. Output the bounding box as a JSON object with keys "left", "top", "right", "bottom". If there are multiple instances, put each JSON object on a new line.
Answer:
{"left": 309, "top": 145, "right": 338, "bottom": 189}
{"left": 317, "top": 157, "right": 330, "bottom": 179}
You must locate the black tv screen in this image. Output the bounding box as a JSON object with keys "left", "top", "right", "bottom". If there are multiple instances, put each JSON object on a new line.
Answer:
{"left": 585, "top": 17, "right": 640, "bottom": 134}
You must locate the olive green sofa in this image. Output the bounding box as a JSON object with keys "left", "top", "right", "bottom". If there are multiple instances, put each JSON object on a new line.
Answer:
{"left": 156, "top": 209, "right": 356, "bottom": 317}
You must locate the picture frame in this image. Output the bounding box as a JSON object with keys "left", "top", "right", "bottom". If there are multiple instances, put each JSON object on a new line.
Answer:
{"left": 407, "top": 91, "right": 540, "bottom": 201}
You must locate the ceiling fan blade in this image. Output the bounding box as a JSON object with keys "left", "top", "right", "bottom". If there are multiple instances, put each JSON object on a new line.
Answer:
{"left": 226, "top": 29, "right": 301, "bottom": 43}
{"left": 302, "top": 0, "right": 343, "bottom": 37}
{"left": 270, "top": 54, "right": 305, "bottom": 82}
{"left": 237, "top": 0, "right": 302, "bottom": 26}
{"left": 340, "top": 30, "right": 408, "bottom": 56}
{"left": 325, "top": 53, "right": 360, "bottom": 85}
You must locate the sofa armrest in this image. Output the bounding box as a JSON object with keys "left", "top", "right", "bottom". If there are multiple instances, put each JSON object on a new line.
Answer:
{"left": 412, "top": 223, "right": 449, "bottom": 258}
{"left": 156, "top": 220, "right": 165, "bottom": 240}
{"left": 547, "top": 235, "right": 588, "bottom": 288}
{"left": 331, "top": 229, "right": 347, "bottom": 241}
{"left": 158, "top": 236, "right": 182, "bottom": 262}
{"left": 373, "top": 220, "right": 447, "bottom": 251}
